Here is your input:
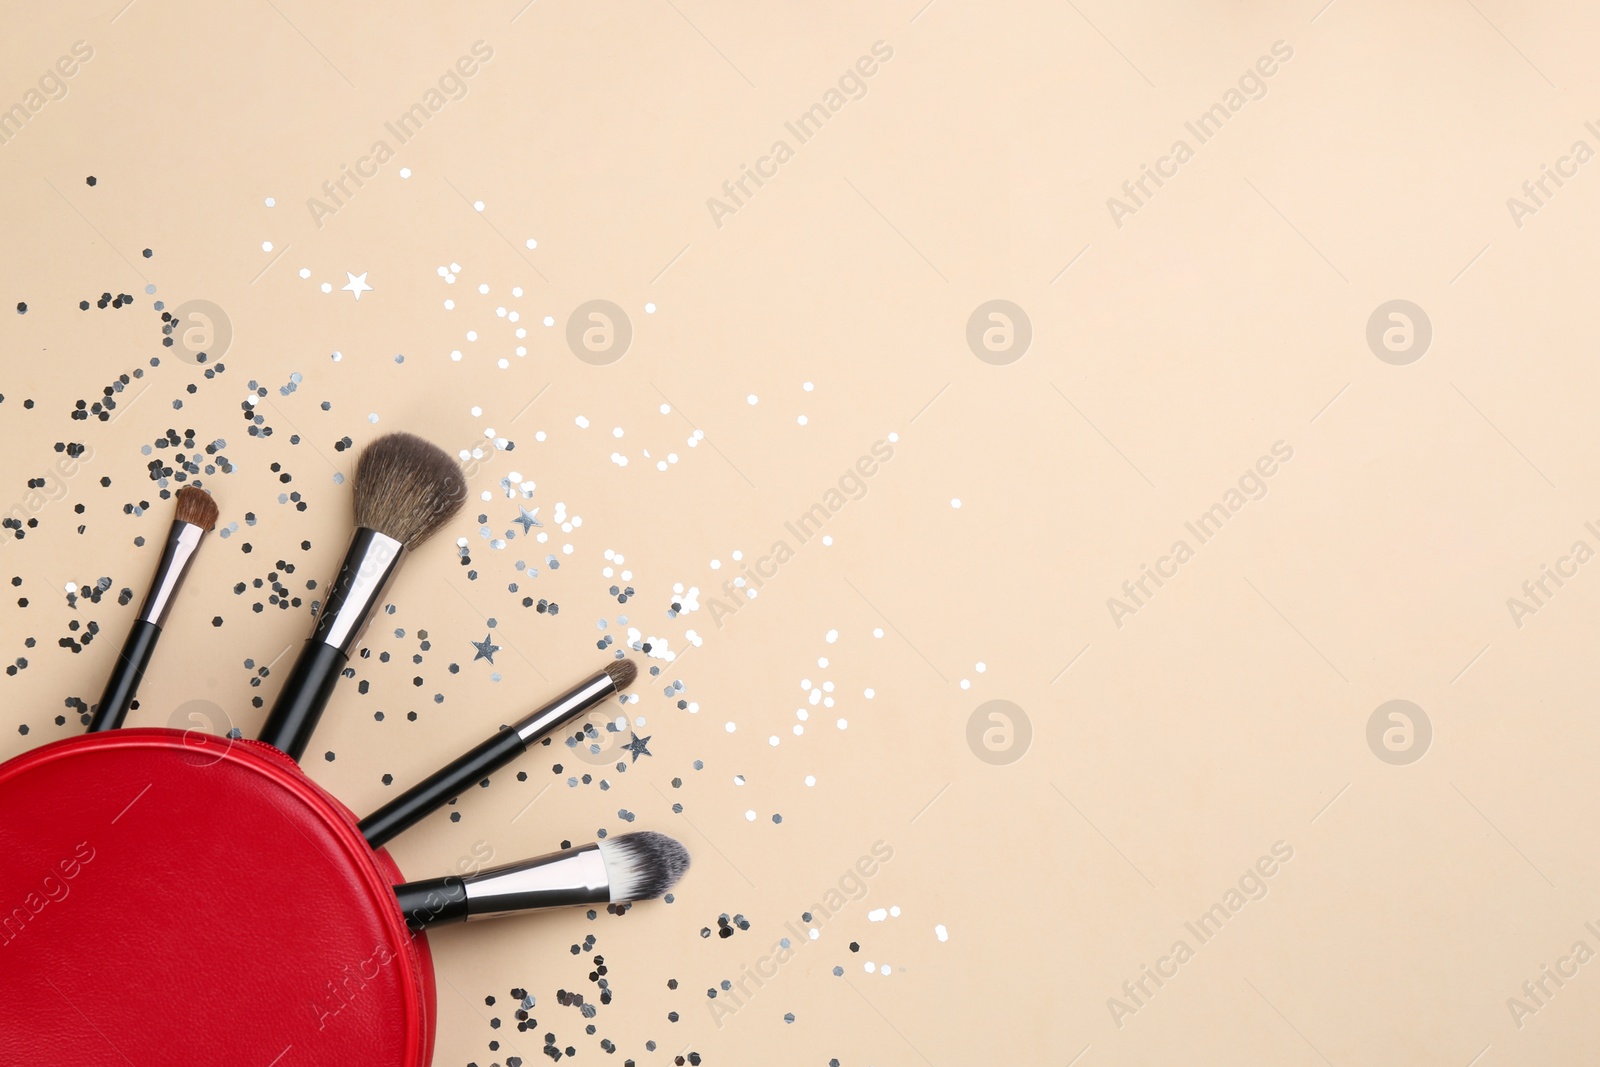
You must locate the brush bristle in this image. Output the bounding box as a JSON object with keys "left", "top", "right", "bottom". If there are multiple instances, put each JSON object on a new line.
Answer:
{"left": 173, "top": 485, "right": 219, "bottom": 531}
{"left": 604, "top": 658, "right": 638, "bottom": 692}
{"left": 351, "top": 432, "right": 466, "bottom": 549}
{"left": 597, "top": 831, "right": 691, "bottom": 902}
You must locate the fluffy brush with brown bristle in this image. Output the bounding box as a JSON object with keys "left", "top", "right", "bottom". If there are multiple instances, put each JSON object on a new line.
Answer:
{"left": 258, "top": 432, "right": 466, "bottom": 761}
{"left": 353, "top": 431, "right": 466, "bottom": 548}
{"left": 360, "top": 657, "right": 642, "bottom": 847}
{"left": 88, "top": 486, "right": 219, "bottom": 731}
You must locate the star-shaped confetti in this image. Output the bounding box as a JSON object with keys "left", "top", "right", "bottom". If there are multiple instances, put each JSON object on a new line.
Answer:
{"left": 513, "top": 505, "right": 542, "bottom": 534}
{"left": 622, "top": 732, "right": 653, "bottom": 762}
{"left": 471, "top": 633, "right": 500, "bottom": 663}
{"left": 341, "top": 271, "right": 373, "bottom": 300}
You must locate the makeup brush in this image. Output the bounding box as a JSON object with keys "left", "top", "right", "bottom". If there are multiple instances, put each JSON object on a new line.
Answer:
{"left": 359, "top": 658, "right": 639, "bottom": 848}
{"left": 257, "top": 433, "right": 465, "bottom": 760}
{"left": 88, "top": 485, "right": 219, "bottom": 732}
{"left": 393, "top": 831, "right": 690, "bottom": 932}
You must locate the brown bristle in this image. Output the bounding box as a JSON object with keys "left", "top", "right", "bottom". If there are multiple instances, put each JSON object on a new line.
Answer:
{"left": 604, "top": 658, "right": 638, "bottom": 691}
{"left": 352, "top": 432, "right": 466, "bottom": 549}
{"left": 173, "top": 485, "right": 219, "bottom": 531}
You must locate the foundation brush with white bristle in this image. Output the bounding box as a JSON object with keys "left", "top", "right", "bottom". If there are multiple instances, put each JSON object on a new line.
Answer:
{"left": 393, "top": 831, "right": 692, "bottom": 932}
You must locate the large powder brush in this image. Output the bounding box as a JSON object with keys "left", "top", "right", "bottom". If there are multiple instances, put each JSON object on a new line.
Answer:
{"left": 257, "top": 432, "right": 465, "bottom": 761}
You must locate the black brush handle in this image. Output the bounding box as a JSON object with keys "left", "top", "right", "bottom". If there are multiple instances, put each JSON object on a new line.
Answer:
{"left": 360, "top": 728, "right": 527, "bottom": 848}
{"left": 87, "top": 620, "right": 161, "bottom": 732}
{"left": 256, "top": 640, "right": 347, "bottom": 761}
{"left": 393, "top": 877, "right": 469, "bottom": 932}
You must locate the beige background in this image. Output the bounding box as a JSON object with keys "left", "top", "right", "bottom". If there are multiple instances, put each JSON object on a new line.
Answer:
{"left": 3, "top": 1, "right": 1598, "bottom": 1063}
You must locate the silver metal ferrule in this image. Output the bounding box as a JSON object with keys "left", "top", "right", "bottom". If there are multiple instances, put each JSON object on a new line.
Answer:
{"left": 515, "top": 670, "right": 618, "bottom": 745}
{"left": 136, "top": 520, "right": 206, "bottom": 628}
{"left": 311, "top": 527, "right": 406, "bottom": 655}
{"left": 463, "top": 844, "right": 610, "bottom": 920}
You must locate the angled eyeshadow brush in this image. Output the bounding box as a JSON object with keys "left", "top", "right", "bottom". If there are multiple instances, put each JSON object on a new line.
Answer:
{"left": 89, "top": 485, "right": 219, "bottom": 731}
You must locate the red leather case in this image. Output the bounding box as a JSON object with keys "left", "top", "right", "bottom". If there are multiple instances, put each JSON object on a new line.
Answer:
{"left": 0, "top": 728, "right": 437, "bottom": 1066}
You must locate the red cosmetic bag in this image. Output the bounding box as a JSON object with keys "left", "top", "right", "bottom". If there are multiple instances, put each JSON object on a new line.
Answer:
{"left": 0, "top": 727, "right": 436, "bottom": 1066}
